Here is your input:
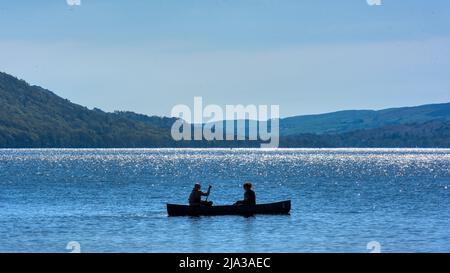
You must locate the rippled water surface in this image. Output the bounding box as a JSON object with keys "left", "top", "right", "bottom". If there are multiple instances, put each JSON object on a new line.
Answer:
{"left": 0, "top": 149, "right": 449, "bottom": 252}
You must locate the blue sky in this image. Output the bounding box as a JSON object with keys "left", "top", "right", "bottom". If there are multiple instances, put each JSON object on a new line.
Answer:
{"left": 0, "top": 0, "right": 449, "bottom": 117}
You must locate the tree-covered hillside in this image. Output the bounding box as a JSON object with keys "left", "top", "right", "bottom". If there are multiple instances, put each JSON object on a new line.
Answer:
{"left": 281, "top": 103, "right": 450, "bottom": 135}
{"left": 281, "top": 120, "right": 450, "bottom": 148}
{"left": 1, "top": 71, "right": 449, "bottom": 148}
{"left": 0, "top": 72, "right": 173, "bottom": 148}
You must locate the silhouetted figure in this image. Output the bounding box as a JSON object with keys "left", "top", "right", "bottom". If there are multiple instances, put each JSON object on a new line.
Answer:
{"left": 189, "top": 183, "right": 213, "bottom": 206}
{"left": 235, "top": 182, "right": 256, "bottom": 205}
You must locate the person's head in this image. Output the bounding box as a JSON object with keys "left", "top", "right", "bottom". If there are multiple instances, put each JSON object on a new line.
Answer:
{"left": 193, "top": 183, "right": 201, "bottom": 191}
{"left": 243, "top": 182, "right": 252, "bottom": 191}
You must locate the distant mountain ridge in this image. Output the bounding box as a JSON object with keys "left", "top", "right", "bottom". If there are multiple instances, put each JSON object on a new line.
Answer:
{"left": 280, "top": 103, "right": 450, "bottom": 135}
{"left": 1, "top": 71, "right": 449, "bottom": 148}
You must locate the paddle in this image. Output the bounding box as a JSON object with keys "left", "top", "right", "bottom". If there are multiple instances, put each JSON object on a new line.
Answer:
{"left": 205, "top": 185, "right": 212, "bottom": 201}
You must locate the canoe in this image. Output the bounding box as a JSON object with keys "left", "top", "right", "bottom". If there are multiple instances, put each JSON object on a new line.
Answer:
{"left": 167, "top": 200, "right": 291, "bottom": 216}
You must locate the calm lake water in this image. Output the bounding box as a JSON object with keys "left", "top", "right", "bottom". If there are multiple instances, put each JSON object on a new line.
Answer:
{"left": 0, "top": 148, "right": 449, "bottom": 253}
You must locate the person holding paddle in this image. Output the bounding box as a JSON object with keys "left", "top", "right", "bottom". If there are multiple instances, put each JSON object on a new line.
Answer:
{"left": 188, "top": 183, "right": 213, "bottom": 206}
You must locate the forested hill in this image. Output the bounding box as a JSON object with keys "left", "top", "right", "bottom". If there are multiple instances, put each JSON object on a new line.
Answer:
{"left": 1, "top": 71, "right": 449, "bottom": 148}
{"left": 0, "top": 72, "right": 173, "bottom": 148}
{"left": 281, "top": 120, "right": 450, "bottom": 148}
{"left": 281, "top": 102, "right": 450, "bottom": 135}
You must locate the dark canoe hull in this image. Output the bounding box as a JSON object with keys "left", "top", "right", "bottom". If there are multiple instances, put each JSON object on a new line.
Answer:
{"left": 167, "top": 200, "right": 291, "bottom": 216}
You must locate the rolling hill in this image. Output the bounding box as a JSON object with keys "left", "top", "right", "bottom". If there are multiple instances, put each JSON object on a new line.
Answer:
{"left": 1, "top": 71, "right": 449, "bottom": 148}
{"left": 281, "top": 120, "right": 450, "bottom": 148}
{"left": 280, "top": 103, "right": 450, "bottom": 135}
{"left": 0, "top": 72, "right": 173, "bottom": 148}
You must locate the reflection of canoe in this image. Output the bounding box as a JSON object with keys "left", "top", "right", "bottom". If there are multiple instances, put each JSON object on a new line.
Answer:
{"left": 167, "top": 200, "right": 291, "bottom": 216}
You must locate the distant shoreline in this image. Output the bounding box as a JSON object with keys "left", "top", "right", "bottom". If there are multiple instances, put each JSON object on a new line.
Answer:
{"left": 1, "top": 71, "right": 450, "bottom": 149}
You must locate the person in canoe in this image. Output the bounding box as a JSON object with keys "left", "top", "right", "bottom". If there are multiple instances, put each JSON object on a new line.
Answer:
{"left": 234, "top": 182, "right": 256, "bottom": 206}
{"left": 188, "top": 183, "right": 213, "bottom": 206}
